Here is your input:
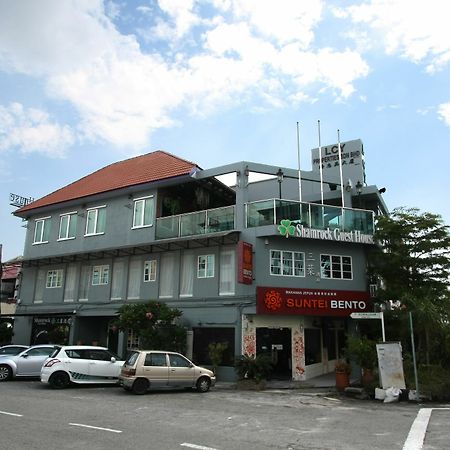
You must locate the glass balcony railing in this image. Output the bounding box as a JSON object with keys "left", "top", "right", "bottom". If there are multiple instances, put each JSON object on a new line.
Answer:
{"left": 246, "top": 199, "right": 374, "bottom": 235}
{"left": 155, "top": 205, "right": 235, "bottom": 239}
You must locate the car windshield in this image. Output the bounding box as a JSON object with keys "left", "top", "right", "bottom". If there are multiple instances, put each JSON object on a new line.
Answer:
{"left": 125, "top": 351, "right": 140, "bottom": 366}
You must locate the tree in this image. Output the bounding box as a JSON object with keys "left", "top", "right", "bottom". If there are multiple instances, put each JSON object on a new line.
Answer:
{"left": 370, "top": 207, "right": 450, "bottom": 365}
{"left": 114, "top": 301, "right": 186, "bottom": 353}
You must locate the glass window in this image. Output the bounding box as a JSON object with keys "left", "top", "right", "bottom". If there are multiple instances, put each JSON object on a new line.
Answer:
{"left": 34, "top": 269, "right": 46, "bottom": 303}
{"left": 180, "top": 252, "right": 194, "bottom": 297}
{"left": 159, "top": 252, "right": 175, "bottom": 298}
{"left": 144, "top": 353, "right": 167, "bottom": 367}
{"left": 85, "top": 206, "right": 106, "bottom": 236}
{"left": 92, "top": 265, "right": 109, "bottom": 285}
{"left": 127, "top": 257, "right": 141, "bottom": 299}
{"left": 46, "top": 269, "right": 63, "bottom": 288}
{"left": 168, "top": 353, "right": 191, "bottom": 368}
{"left": 198, "top": 254, "right": 214, "bottom": 278}
{"left": 33, "top": 217, "right": 51, "bottom": 244}
{"left": 58, "top": 212, "right": 77, "bottom": 240}
{"left": 219, "top": 248, "right": 235, "bottom": 295}
{"left": 143, "top": 260, "right": 157, "bottom": 282}
{"left": 111, "top": 259, "right": 125, "bottom": 299}
{"left": 192, "top": 327, "right": 235, "bottom": 366}
{"left": 305, "top": 328, "right": 322, "bottom": 365}
{"left": 270, "top": 250, "right": 305, "bottom": 277}
{"left": 64, "top": 264, "right": 77, "bottom": 301}
{"left": 133, "top": 196, "right": 154, "bottom": 228}
{"left": 79, "top": 265, "right": 90, "bottom": 300}
{"left": 320, "top": 254, "right": 352, "bottom": 280}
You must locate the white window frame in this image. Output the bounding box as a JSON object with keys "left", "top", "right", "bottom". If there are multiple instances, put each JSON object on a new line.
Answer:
{"left": 33, "top": 216, "right": 51, "bottom": 244}
{"left": 132, "top": 196, "right": 154, "bottom": 229}
{"left": 143, "top": 260, "right": 157, "bottom": 282}
{"left": 270, "top": 250, "right": 305, "bottom": 277}
{"left": 85, "top": 206, "right": 106, "bottom": 236}
{"left": 58, "top": 211, "right": 77, "bottom": 241}
{"left": 219, "top": 248, "right": 236, "bottom": 296}
{"left": 92, "top": 265, "right": 109, "bottom": 285}
{"left": 320, "top": 254, "right": 353, "bottom": 280}
{"left": 46, "top": 269, "right": 63, "bottom": 288}
{"left": 197, "top": 254, "right": 215, "bottom": 279}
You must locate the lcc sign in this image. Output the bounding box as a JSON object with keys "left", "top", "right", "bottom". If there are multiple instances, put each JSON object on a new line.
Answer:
{"left": 257, "top": 286, "right": 370, "bottom": 317}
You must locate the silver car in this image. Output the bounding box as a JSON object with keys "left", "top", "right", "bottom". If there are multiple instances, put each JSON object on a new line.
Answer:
{"left": 0, "top": 345, "right": 29, "bottom": 356}
{"left": 0, "top": 345, "right": 59, "bottom": 381}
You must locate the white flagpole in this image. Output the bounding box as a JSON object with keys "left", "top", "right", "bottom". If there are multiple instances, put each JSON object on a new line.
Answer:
{"left": 297, "top": 122, "right": 302, "bottom": 203}
{"left": 337, "top": 129, "right": 345, "bottom": 207}
{"left": 318, "top": 120, "right": 324, "bottom": 204}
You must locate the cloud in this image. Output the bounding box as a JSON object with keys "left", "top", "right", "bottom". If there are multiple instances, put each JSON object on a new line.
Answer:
{"left": 438, "top": 102, "right": 450, "bottom": 126}
{"left": 0, "top": 0, "right": 369, "bottom": 153}
{"left": 0, "top": 103, "right": 74, "bottom": 157}
{"left": 338, "top": 0, "right": 450, "bottom": 72}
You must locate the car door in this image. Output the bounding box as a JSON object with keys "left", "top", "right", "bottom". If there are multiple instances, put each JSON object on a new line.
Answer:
{"left": 167, "top": 353, "right": 195, "bottom": 388}
{"left": 141, "top": 352, "right": 169, "bottom": 388}
{"left": 87, "top": 349, "right": 122, "bottom": 381}
{"left": 64, "top": 349, "right": 92, "bottom": 381}
{"left": 16, "top": 347, "right": 56, "bottom": 376}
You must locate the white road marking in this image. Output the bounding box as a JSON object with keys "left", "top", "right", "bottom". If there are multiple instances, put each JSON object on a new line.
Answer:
{"left": 0, "top": 411, "right": 23, "bottom": 417}
{"left": 180, "top": 443, "right": 218, "bottom": 450}
{"left": 403, "top": 408, "right": 433, "bottom": 450}
{"left": 69, "top": 423, "right": 122, "bottom": 433}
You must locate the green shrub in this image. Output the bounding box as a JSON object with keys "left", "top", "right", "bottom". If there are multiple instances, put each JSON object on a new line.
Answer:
{"left": 235, "top": 354, "right": 273, "bottom": 382}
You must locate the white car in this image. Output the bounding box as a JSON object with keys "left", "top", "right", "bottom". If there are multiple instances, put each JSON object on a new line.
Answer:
{"left": 41, "top": 346, "right": 124, "bottom": 389}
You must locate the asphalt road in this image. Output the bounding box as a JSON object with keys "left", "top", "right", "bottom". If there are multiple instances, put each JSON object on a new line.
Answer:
{"left": 0, "top": 380, "right": 449, "bottom": 449}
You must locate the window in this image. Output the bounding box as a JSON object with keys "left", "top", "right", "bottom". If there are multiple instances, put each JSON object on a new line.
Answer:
{"left": 192, "top": 327, "right": 235, "bottom": 366}
{"left": 46, "top": 269, "right": 63, "bottom": 288}
{"left": 34, "top": 269, "right": 46, "bottom": 303}
{"left": 320, "top": 255, "right": 352, "bottom": 280}
{"left": 219, "top": 248, "right": 235, "bottom": 295}
{"left": 33, "top": 217, "right": 51, "bottom": 244}
{"left": 180, "top": 252, "right": 194, "bottom": 297}
{"left": 198, "top": 254, "right": 214, "bottom": 278}
{"left": 127, "top": 258, "right": 141, "bottom": 299}
{"left": 79, "top": 265, "right": 90, "bottom": 301}
{"left": 159, "top": 252, "right": 175, "bottom": 298}
{"left": 133, "top": 196, "right": 154, "bottom": 228}
{"left": 64, "top": 264, "right": 77, "bottom": 302}
{"left": 143, "top": 260, "right": 157, "bottom": 282}
{"left": 85, "top": 206, "right": 106, "bottom": 236}
{"left": 92, "top": 265, "right": 109, "bottom": 285}
{"left": 144, "top": 353, "right": 167, "bottom": 367}
{"left": 305, "top": 328, "right": 322, "bottom": 365}
{"left": 168, "top": 353, "right": 191, "bottom": 368}
{"left": 58, "top": 212, "right": 77, "bottom": 240}
{"left": 111, "top": 259, "right": 125, "bottom": 300}
{"left": 270, "top": 250, "right": 305, "bottom": 277}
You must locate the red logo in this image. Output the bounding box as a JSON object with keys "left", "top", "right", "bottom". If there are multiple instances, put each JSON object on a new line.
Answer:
{"left": 264, "top": 290, "right": 282, "bottom": 311}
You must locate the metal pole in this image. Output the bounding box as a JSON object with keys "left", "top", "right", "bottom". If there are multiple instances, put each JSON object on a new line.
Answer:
{"left": 318, "top": 120, "right": 324, "bottom": 204}
{"left": 337, "top": 129, "right": 345, "bottom": 207}
{"left": 409, "top": 311, "right": 420, "bottom": 400}
{"left": 297, "top": 122, "right": 302, "bottom": 203}
{"left": 381, "top": 312, "right": 386, "bottom": 342}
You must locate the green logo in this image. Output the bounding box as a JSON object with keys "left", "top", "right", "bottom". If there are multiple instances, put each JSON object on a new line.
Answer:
{"left": 278, "top": 219, "right": 295, "bottom": 238}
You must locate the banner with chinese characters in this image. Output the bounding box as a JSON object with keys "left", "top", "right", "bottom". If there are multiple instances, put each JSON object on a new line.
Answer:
{"left": 257, "top": 286, "right": 370, "bottom": 317}
{"left": 237, "top": 241, "right": 253, "bottom": 284}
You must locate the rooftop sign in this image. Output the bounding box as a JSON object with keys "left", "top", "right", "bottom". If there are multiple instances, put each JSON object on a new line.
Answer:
{"left": 9, "top": 193, "right": 34, "bottom": 208}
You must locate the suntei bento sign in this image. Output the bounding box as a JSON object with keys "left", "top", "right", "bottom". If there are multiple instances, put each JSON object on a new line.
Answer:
{"left": 257, "top": 286, "right": 370, "bottom": 317}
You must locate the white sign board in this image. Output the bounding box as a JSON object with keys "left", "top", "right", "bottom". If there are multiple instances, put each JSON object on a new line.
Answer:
{"left": 376, "top": 342, "right": 406, "bottom": 389}
{"left": 350, "top": 312, "right": 382, "bottom": 319}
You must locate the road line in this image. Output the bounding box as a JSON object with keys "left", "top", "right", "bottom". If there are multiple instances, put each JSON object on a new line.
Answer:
{"left": 180, "top": 443, "right": 218, "bottom": 450}
{"left": 69, "top": 423, "right": 122, "bottom": 433}
{"left": 0, "top": 411, "right": 23, "bottom": 417}
{"left": 402, "top": 408, "right": 433, "bottom": 450}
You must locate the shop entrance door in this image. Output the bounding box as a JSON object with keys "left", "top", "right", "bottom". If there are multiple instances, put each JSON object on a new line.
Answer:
{"left": 256, "top": 327, "right": 292, "bottom": 379}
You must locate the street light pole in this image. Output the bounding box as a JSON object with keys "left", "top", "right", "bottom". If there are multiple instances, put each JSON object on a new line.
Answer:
{"left": 276, "top": 169, "right": 284, "bottom": 199}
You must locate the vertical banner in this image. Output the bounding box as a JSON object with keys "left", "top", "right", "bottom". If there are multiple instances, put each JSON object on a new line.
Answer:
{"left": 237, "top": 241, "right": 253, "bottom": 284}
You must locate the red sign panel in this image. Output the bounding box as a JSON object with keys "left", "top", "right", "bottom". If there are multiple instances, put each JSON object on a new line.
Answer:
{"left": 237, "top": 241, "right": 253, "bottom": 284}
{"left": 257, "top": 286, "right": 370, "bottom": 317}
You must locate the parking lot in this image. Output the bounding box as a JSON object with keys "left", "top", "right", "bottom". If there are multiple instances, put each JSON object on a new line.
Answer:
{"left": 1, "top": 379, "right": 449, "bottom": 449}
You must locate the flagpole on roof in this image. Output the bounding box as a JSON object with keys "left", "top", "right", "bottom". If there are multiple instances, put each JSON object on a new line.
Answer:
{"left": 318, "top": 120, "right": 324, "bottom": 204}
{"left": 296, "top": 122, "right": 302, "bottom": 203}
{"left": 337, "top": 129, "right": 345, "bottom": 207}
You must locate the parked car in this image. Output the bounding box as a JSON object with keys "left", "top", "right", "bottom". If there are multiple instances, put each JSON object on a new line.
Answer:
{"left": 0, "top": 345, "right": 60, "bottom": 381}
{"left": 119, "top": 350, "right": 216, "bottom": 395}
{"left": 41, "top": 346, "right": 124, "bottom": 389}
{"left": 0, "top": 345, "right": 29, "bottom": 356}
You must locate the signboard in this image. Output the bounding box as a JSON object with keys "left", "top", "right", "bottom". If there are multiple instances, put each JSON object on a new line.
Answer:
{"left": 376, "top": 342, "right": 406, "bottom": 389}
{"left": 350, "top": 312, "right": 382, "bottom": 319}
{"left": 257, "top": 286, "right": 370, "bottom": 317}
{"left": 9, "top": 193, "right": 34, "bottom": 208}
{"left": 311, "top": 139, "right": 366, "bottom": 186}
{"left": 237, "top": 241, "right": 253, "bottom": 284}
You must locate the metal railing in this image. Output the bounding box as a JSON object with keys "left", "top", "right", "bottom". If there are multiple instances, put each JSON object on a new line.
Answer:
{"left": 155, "top": 205, "right": 235, "bottom": 239}
{"left": 246, "top": 199, "right": 374, "bottom": 234}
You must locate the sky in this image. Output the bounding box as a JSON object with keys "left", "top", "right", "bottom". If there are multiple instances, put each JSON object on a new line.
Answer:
{"left": 1, "top": 0, "right": 450, "bottom": 262}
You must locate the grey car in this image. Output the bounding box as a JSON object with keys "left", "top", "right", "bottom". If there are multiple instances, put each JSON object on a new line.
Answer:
{"left": 0, "top": 345, "right": 59, "bottom": 381}
{"left": 0, "top": 345, "right": 29, "bottom": 356}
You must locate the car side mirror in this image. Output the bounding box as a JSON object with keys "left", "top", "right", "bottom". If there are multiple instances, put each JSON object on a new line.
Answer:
{"left": 22, "top": 354, "right": 29, "bottom": 358}
{"left": 110, "top": 357, "right": 116, "bottom": 363}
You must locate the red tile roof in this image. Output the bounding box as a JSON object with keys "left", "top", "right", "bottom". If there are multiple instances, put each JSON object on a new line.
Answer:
{"left": 15, "top": 151, "right": 200, "bottom": 215}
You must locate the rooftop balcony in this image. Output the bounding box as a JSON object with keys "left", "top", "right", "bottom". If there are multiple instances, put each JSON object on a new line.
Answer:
{"left": 155, "top": 199, "right": 375, "bottom": 240}
{"left": 246, "top": 199, "right": 375, "bottom": 235}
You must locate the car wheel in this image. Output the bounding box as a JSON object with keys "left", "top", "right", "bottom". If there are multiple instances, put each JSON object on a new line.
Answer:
{"left": 0, "top": 364, "right": 12, "bottom": 381}
{"left": 132, "top": 378, "right": 149, "bottom": 395}
{"left": 49, "top": 371, "right": 70, "bottom": 389}
{"left": 196, "top": 376, "right": 211, "bottom": 393}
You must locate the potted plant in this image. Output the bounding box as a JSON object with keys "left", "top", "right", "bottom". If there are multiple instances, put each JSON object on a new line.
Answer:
{"left": 208, "top": 341, "right": 228, "bottom": 377}
{"left": 335, "top": 360, "right": 351, "bottom": 391}
{"left": 235, "top": 354, "right": 273, "bottom": 390}
{"left": 345, "top": 335, "right": 378, "bottom": 385}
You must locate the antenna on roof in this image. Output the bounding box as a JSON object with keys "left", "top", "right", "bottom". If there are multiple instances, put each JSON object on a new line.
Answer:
{"left": 296, "top": 122, "right": 302, "bottom": 203}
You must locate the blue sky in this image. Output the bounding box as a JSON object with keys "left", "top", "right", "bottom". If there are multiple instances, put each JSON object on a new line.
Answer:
{"left": 1, "top": 0, "right": 450, "bottom": 261}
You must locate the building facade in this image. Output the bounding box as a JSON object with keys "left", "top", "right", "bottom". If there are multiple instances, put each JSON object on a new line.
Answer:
{"left": 12, "top": 145, "right": 387, "bottom": 381}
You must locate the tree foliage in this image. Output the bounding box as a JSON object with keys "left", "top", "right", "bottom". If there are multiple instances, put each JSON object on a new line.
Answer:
{"left": 370, "top": 207, "right": 450, "bottom": 365}
{"left": 113, "top": 301, "right": 186, "bottom": 353}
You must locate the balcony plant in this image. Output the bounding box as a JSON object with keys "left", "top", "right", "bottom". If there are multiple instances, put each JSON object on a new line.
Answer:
{"left": 235, "top": 354, "right": 273, "bottom": 390}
